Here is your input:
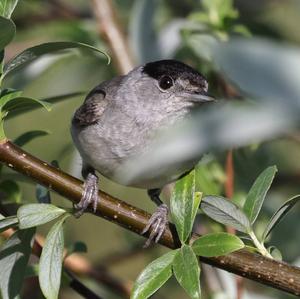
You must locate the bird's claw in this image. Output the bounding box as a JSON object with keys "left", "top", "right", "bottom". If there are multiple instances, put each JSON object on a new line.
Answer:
{"left": 142, "top": 204, "right": 168, "bottom": 248}
{"left": 74, "top": 173, "right": 99, "bottom": 217}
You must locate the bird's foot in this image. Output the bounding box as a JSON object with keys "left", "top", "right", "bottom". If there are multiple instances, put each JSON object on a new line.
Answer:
{"left": 142, "top": 204, "right": 169, "bottom": 248}
{"left": 74, "top": 173, "right": 99, "bottom": 217}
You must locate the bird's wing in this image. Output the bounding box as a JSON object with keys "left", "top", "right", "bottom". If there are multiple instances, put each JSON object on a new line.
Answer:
{"left": 72, "top": 86, "right": 109, "bottom": 127}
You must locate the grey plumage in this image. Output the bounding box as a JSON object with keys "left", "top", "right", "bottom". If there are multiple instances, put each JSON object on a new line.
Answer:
{"left": 71, "top": 59, "right": 214, "bottom": 245}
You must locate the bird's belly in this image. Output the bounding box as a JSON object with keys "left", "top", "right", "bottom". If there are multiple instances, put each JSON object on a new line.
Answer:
{"left": 72, "top": 124, "right": 149, "bottom": 182}
{"left": 72, "top": 124, "right": 198, "bottom": 190}
{"left": 112, "top": 156, "right": 198, "bottom": 189}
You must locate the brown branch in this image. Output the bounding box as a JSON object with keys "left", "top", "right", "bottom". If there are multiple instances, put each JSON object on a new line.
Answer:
{"left": 0, "top": 140, "right": 300, "bottom": 296}
{"left": 90, "top": 0, "right": 134, "bottom": 74}
{"left": 66, "top": 270, "right": 104, "bottom": 299}
{"left": 225, "top": 150, "right": 234, "bottom": 199}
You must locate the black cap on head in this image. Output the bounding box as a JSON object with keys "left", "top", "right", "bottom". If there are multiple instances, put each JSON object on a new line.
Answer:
{"left": 142, "top": 59, "right": 207, "bottom": 89}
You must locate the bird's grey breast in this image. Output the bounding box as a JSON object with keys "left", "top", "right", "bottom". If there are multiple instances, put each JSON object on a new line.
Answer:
{"left": 71, "top": 74, "right": 159, "bottom": 179}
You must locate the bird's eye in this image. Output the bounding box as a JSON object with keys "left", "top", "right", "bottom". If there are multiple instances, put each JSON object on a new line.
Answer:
{"left": 159, "top": 75, "right": 174, "bottom": 90}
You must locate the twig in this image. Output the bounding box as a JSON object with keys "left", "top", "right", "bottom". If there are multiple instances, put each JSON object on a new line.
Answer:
{"left": 225, "top": 150, "right": 234, "bottom": 200}
{"left": 66, "top": 270, "right": 104, "bottom": 299}
{"left": 90, "top": 0, "right": 134, "bottom": 74}
{"left": 0, "top": 140, "right": 300, "bottom": 296}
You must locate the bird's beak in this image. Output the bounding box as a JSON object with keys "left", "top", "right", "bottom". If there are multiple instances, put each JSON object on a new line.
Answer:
{"left": 180, "top": 91, "right": 216, "bottom": 103}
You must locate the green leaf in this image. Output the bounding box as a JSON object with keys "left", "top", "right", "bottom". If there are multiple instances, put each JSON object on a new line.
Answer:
{"left": 232, "top": 24, "right": 252, "bottom": 37}
{"left": 2, "top": 96, "right": 52, "bottom": 113}
{"left": 243, "top": 166, "right": 277, "bottom": 224}
{"left": 0, "top": 228, "right": 35, "bottom": 299}
{"left": 196, "top": 0, "right": 239, "bottom": 29}
{"left": 173, "top": 245, "right": 201, "bottom": 299}
{"left": 17, "top": 204, "right": 66, "bottom": 229}
{"left": 192, "top": 232, "right": 244, "bottom": 257}
{"left": 39, "top": 214, "right": 69, "bottom": 299}
{"left": 200, "top": 196, "right": 251, "bottom": 233}
{"left": 3, "top": 41, "right": 110, "bottom": 77}
{"left": 14, "top": 130, "right": 49, "bottom": 147}
{"left": 0, "top": 16, "right": 15, "bottom": 51}
{"left": 7, "top": 91, "right": 85, "bottom": 119}
{"left": 0, "top": 92, "right": 51, "bottom": 139}
{"left": 0, "top": 180, "right": 21, "bottom": 203}
{"left": 0, "top": 0, "right": 19, "bottom": 18}
{"left": 25, "top": 264, "right": 39, "bottom": 278}
{"left": 194, "top": 161, "right": 223, "bottom": 196}
{"left": 170, "top": 170, "right": 202, "bottom": 243}
{"left": 0, "top": 88, "right": 21, "bottom": 99}
{"left": 268, "top": 246, "right": 282, "bottom": 261}
{"left": 0, "top": 89, "right": 51, "bottom": 117}
{"left": 0, "top": 215, "right": 18, "bottom": 233}
{"left": 131, "top": 250, "right": 177, "bottom": 299}
{"left": 262, "top": 194, "right": 300, "bottom": 241}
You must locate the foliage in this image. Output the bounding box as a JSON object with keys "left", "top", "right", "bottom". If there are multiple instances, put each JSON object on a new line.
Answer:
{"left": 0, "top": 1, "right": 109, "bottom": 298}
{"left": 132, "top": 163, "right": 297, "bottom": 297}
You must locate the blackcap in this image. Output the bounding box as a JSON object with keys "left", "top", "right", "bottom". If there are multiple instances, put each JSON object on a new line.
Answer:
{"left": 71, "top": 59, "right": 214, "bottom": 246}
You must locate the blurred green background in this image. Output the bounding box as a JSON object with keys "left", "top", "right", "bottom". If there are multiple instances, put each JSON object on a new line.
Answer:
{"left": 1, "top": 0, "right": 300, "bottom": 298}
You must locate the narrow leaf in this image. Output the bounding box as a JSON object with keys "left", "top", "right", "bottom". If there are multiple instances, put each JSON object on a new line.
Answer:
{"left": 0, "top": 228, "right": 35, "bottom": 299}
{"left": 39, "top": 214, "right": 69, "bottom": 299}
{"left": 192, "top": 232, "right": 244, "bottom": 257}
{"left": 0, "top": 88, "right": 22, "bottom": 104}
{"left": 3, "top": 41, "right": 110, "bottom": 77}
{"left": 200, "top": 196, "right": 251, "bottom": 233}
{"left": 194, "top": 160, "right": 223, "bottom": 196}
{"left": 262, "top": 194, "right": 300, "bottom": 241}
{"left": 17, "top": 204, "right": 66, "bottom": 229}
{"left": 0, "top": 16, "right": 15, "bottom": 50}
{"left": 7, "top": 91, "right": 85, "bottom": 119}
{"left": 0, "top": 215, "right": 18, "bottom": 233}
{"left": 173, "top": 245, "right": 201, "bottom": 299}
{"left": 0, "top": 0, "right": 19, "bottom": 18}
{"left": 2, "top": 96, "right": 52, "bottom": 113}
{"left": 14, "top": 130, "right": 49, "bottom": 147}
{"left": 131, "top": 250, "right": 177, "bottom": 299}
{"left": 0, "top": 91, "right": 51, "bottom": 140}
{"left": 170, "top": 170, "right": 202, "bottom": 243}
{"left": 268, "top": 246, "right": 282, "bottom": 261}
{"left": 243, "top": 166, "right": 277, "bottom": 224}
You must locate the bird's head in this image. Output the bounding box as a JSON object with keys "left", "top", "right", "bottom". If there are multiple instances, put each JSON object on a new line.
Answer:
{"left": 128, "top": 59, "right": 214, "bottom": 111}
{"left": 116, "top": 59, "right": 215, "bottom": 127}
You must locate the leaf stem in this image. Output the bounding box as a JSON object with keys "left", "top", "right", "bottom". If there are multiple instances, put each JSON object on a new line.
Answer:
{"left": 249, "top": 231, "right": 272, "bottom": 259}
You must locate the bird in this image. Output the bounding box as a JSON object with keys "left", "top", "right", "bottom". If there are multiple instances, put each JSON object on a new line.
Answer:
{"left": 71, "top": 59, "right": 214, "bottom": 247}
